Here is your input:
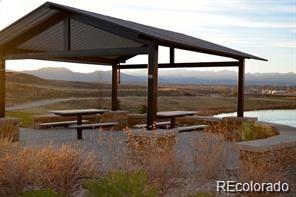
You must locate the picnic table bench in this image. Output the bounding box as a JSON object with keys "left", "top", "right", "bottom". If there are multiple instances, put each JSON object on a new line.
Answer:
{"left": 175, "top": 125, "right": 208, "bottom": 133}
{"left": 133, "top": 121, "right": 171, "bottom": 129}
{"left": 39, "top": 120, "right": 88, "bottom": 128}
{"left": 69, "top": 122, "right": 118, "bottom": 129}
{"left": 133, "top": 111, "right": 207, "bottom": 132}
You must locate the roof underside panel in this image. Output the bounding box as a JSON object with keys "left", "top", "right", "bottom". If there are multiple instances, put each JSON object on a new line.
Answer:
{"left": 14, "top": 18, "right": 143, "bottom": 53}
{"left": 0, "top": 8, "right": 58, "bottom": 45}
{"left": 71, "top": 19, "right": 143, "bottom": 50}
{"left": 17, "top": 21, "right": 64, "bottom": 51}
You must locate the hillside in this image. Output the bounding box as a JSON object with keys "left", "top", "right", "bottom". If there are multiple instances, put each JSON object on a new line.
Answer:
{"left": 5, "top": 72, "right": 296, "bottom": 125}
{"left": 8, "top": 72, "right": 230, "bottom": 105}
{"left": 21, "top": 67, "right": 296, "bottom": 86}
{"left": 23, "top": 67, "right": 143, "bottom": 84}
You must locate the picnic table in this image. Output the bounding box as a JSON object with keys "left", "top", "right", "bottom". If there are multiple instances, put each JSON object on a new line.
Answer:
{"left": 51, "top": 109, "right": 108, "bottom": 140}
{"left": 157, "top": 111, "right": 197, "bottom": 128}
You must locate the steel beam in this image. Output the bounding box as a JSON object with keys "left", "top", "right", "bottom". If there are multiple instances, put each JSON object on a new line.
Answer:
{"left": 170, "top": 47, "right": 175, "bottom": 64}
{"left": 112, "top": 64, "right": 119, "bottom": 111}
{"left": 64, "top": 17, "right": 71, "bottom": 51}
{"left": 146, "top": 42, "right": 158, "bottom": 129}
{"left": 237, "top": 58, "right": 245, "bottom": 117}
{"left": 33, "top": 57, "right": 114, "bottom": 65}
{"left": 0, "top": 55, "right": 5, "bottom": 117}
{"left": 5, "top": 47, "right": 148, "bottom": 60}
{"left": 119, "top": 61, "right": 239, "bottom": 69}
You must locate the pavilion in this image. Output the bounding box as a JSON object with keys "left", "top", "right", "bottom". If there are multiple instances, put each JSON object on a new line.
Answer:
{"left": 0, "top": 2, "right": 266, "bottom": 129}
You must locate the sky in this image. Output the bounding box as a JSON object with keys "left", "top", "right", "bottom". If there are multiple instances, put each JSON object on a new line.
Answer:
{"left": 0, "top": 0, "right": 295, "bottom": 74}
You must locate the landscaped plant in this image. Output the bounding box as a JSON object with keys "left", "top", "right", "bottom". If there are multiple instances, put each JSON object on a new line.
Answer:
{"left": 124, "top": 129, "right": 182, "bottom": 195}
{"left": 20, "top": 189, "right": 64, "bottom": 197}
{"left": 241, "top": 121, "right": 256, "bottom": 141}
{"left": 190, "top": 133, "right": 228, "bottom": 179}
{"left": 190, "top": 191, "right": 215, "bottom": 197}
{"left": 204, "top": 119, "right": 278, "bottom": 141}
{"left": 0, "top": 145, "right": 99, "bottom": 196}
{"left": 238, "top": 150, "right": 285, "bottom": 183}
{"left": 0, "top": 122, "right": 19, "bottom": 142}
{"left": 139, "top": 104, "right": 147, "bottom": 114}
{"left": 84, "top": 171, "right": 157, "bottom": 197}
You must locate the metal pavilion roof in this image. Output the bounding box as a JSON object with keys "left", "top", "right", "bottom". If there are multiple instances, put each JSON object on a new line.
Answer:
{"left": 0, "top": 1, "right": 267, "bottom": 64}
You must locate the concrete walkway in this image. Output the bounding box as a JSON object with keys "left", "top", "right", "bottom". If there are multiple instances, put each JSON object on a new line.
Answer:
{"left": 6, "top": 97, "right": 98, "bottom": 111}
{"left": 237, "top": 121, "right": 296, "bottom": 152}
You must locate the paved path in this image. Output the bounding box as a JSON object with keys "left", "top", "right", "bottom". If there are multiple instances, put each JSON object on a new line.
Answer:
{"left": 238, "top": 121, "right": 296, "bottom": 152}
{"left": 6, "top": 97, "right": 98, "bottom": 111}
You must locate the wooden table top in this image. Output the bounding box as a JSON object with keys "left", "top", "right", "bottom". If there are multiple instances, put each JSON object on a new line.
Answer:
{"left": 157, "top": 111, "right": 197, "bottom": 118}
{"left": 51, "top": 109, "right": 108, "bottom": 116}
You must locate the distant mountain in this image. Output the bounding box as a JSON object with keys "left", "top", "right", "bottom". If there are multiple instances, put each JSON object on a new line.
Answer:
{"left": 23, "top": 67, "right": 143, "bottom": 83}
{"left": 157, "top": 70, "right": 296, "bottom": 86}
{"left": 21, "top": 67, "right": 296, "bottom": 86}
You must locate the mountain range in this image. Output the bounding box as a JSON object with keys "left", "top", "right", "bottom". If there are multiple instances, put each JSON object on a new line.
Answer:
{"left": 20, "top": 67, "right": 296, "bottom": 86}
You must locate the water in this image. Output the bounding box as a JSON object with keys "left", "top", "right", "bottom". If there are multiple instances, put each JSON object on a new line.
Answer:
{"left": 214, "top": 109, "right": 296, "bottom": 128}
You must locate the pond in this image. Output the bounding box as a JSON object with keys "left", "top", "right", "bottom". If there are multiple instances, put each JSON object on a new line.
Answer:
{"left": 214, "top": 109, "right": 296, "bottom": 128}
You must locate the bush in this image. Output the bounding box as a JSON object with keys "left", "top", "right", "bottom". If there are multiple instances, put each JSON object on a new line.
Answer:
{"left": 191, "top": 134, "right": 228, "bottom": 179}
{"left": 139, "top": 104, "right": 147, "bottom": 114}
{"left": 125, "top": 129, "right": 182, "bottom": 195}
{"left": 84, "top": 171, "right": 157, "bottom": 197}
{"left": 190, "top": 191, "right": 215, "bottom": 197}
{"left": 20, "top": 189, "right": 64, "bottom": 197}
{"left": 241, "top": 122, "right": 278, "bottom": 141}
{"left": 0, "top": 145, "right": 99, "bottom": 196}
{"left": 0, "top": 121, "right": 19, "bottom": 142}
{"left": 241, "top": 121, "right": 255, "bottom": 141}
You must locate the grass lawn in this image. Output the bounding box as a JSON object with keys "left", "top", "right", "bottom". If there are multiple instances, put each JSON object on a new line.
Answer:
{"left": 5, "top": 111, "right": 37, "bottom": 128}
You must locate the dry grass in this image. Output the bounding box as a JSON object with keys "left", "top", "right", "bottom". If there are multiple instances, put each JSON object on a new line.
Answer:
{"left": 204, "top": 120, "right": 279, "bottom": 142}
{"left": 190, "top": 134, "right": 229, "bottom": 180}
{"left": 106, "top": 128, "right": 184, "bottom": 196}
{"left": 0, "top": 124, "right": 293, "bottom": 196}
{"left": 0, "top": 123, "right": 20, "bottom": 158}
{"left": 238, "top": 149, "right": 286, "bottom": 183}
{"left": 0, "top": 145, "right": 100, "bottom": 196}
{"left": 0, "top": 122, "right": 19, "bottom": 142}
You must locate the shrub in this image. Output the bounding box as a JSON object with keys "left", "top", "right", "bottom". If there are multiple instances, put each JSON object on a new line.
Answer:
{"left": 125, "top": 129, "right": 182, "bottom": 195}
{"left": 20, "top": 189, "right": 64, "bottom": 197}
{"left": 139, "top": 104, "right": 147, "bottom": 114}
{"left": 0, "top": 121, "right": 19, "bottom": 142}
{"left": 190, "top": 191, "right": 215, "bottom": 197}
{"left": 191, "top": 133, "right": 228, "bottom": 179}
{"left": 84, "top": 171, "right": 157, "bottom": 197}
{"left": 238, "top": 147, "right": 288, "bottom": 184}
{"left": 241, "top": 121, "right": 255, "bottom": 141}
{"left": 0, "top": 145, "right": 99, "bottom": 196}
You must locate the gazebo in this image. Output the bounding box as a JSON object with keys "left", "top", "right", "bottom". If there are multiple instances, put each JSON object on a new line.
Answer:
{"left": 0, "top": 2, "right": 266, "bottom": 129}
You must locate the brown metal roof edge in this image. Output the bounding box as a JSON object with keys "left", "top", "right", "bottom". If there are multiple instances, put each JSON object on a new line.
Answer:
{"left": 47, "top": 2, "right": 267, "bottom": 61}
{"left": 0, "top": 2, "right": 51, "bottom": 39}
{"left": 0, "top": 1, "right": 267, "bottom": 61}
